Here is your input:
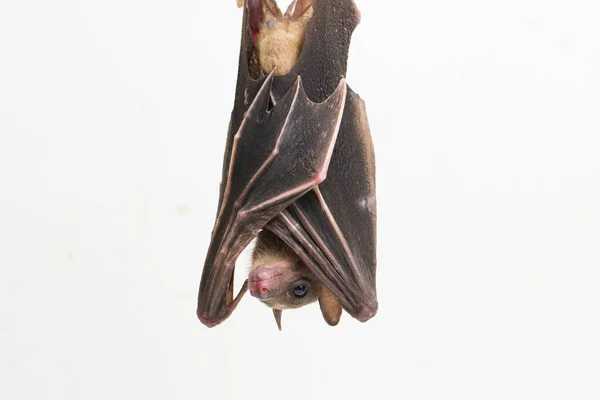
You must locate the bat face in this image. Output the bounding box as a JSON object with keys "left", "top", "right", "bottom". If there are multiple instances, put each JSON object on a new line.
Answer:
{"left": 249, "top": 261, "right": 321, "bottom": 310}
{"left": 250, "top": 230, "right": 321, "bottom": 310}
{"left": 250, "top": 230, "right": 342, "bottom": 327}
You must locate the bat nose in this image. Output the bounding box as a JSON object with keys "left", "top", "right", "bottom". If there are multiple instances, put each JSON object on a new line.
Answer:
{"left": 249, "top": 280, "right": 270, "bottom": 299}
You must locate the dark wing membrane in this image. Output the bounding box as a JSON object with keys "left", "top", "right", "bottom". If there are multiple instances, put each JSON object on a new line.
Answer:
{"left": 197, "top": 74, "right": 347, "bottom": 327}
{"left": 266, "top": 88, "right": 377, "bottom": 322}
{"left": 263, "top": 0, "right": 377, "bottom": 323}
{"left": 273, "top": 0, "right": 360, "bottom": 103}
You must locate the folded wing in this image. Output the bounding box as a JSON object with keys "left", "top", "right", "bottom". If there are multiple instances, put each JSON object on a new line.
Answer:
{"left": 197, "top": 72, "right": 347, "bottom": 326}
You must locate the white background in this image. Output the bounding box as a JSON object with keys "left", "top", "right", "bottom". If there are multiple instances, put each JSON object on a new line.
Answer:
{"left": 1, "top": 0, "right": 599, "bottom": 399}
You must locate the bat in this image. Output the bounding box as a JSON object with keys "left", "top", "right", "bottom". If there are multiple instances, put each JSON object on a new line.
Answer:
{"left": 197, "top": 0, "right": 377, "bottom": 329}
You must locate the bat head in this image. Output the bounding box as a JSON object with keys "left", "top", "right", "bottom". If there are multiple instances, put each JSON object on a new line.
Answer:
{"left": 249, "top": 261, "right": 321, "bottom": 309}
{"left": 250, "top": 230, "right": 342, "bottom": 328}
{"left": 247, "top": 0, "right": 314, "bottom": 75}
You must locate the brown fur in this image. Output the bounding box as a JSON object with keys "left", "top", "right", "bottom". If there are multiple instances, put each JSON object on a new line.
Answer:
{"left": 250, "top": 230, "right": 342, "bottom": 325}
{"left": 256, "top": 3, "right": 313, "bottom": 75}
{"left": 251, "top": 230, "right": 298, "bottom": 268}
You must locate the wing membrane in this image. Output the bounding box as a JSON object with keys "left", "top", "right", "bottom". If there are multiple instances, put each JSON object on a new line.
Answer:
{"left": 197, "top": 74, "right": 347, "bottom": 326}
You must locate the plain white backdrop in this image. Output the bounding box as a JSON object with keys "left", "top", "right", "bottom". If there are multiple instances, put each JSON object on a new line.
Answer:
{"left": 1, "top": 0, "right": 599, "bottom": 399}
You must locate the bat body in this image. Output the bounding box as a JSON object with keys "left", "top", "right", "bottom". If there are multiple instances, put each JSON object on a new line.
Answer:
{"left": 197, "top": 0, "right": 376, "bottom": 328}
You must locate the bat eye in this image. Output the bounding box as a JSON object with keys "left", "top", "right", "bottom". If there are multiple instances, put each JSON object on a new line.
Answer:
{"left": 292, "top": 285, "right": 307, "bottom": 298}
{"left": 266, "top": 20, "right": 275, "bottom": 29}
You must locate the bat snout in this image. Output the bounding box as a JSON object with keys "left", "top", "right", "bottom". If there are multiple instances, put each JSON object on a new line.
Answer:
{"left": 248, "top": 263, "right": 288, "bottom": 300}
{"left": 249, "top": 280, "right": 271, "bottom": 299}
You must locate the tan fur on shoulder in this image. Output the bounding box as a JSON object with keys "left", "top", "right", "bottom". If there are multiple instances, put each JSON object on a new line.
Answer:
{"left": 257, "top": 6, "right": 313, "bottom": 75}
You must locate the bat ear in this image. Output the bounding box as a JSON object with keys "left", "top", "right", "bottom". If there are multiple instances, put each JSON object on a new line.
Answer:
{"left": 319, "top": 287, "right": 342, "bottom": 326}
{"left": 263, "top": 0, "right": 283, "bottom": 18}
{"left": 285, "top": 0, "right": 312, "bottom": 20}
{"left": 273, "top": 309, "right": 283, "bottom": 331}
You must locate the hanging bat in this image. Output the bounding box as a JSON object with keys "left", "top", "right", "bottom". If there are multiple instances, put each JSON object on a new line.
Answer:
{"left": 197, "top": 0, "right": 377, "bottom": 328}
